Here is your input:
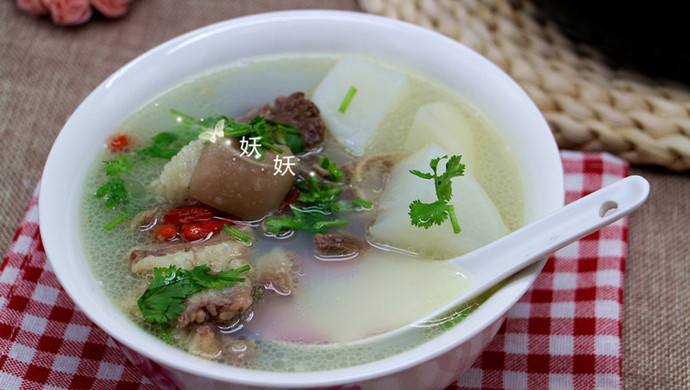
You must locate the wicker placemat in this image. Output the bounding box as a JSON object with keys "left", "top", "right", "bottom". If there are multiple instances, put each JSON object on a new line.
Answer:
{"left": 360, "top": 0, "right": 690, "bottom": 171}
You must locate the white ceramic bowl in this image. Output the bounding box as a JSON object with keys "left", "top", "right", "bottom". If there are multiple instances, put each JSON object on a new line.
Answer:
{"left": 40, "top": 10, "right": 564, "bottom": 390}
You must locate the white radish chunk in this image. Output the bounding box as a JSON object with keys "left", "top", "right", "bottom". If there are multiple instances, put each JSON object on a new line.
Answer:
{"left": 369, "top": 144, "right": 508, "bottom": 259}
{"left": 312, "top": 56, "right": 409, "bottom": 156}
{"left": 404, "top": 101, "right": 476, "bottom": 171}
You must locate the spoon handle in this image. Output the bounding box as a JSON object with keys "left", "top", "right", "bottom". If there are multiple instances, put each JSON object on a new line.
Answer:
{"left": 450, "top": 175, "right": 650, "bottom": 294}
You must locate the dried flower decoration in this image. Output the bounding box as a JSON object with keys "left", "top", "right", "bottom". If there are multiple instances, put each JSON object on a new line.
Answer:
{"left": 17, "top": 0, "right": 131, "bottom": 26}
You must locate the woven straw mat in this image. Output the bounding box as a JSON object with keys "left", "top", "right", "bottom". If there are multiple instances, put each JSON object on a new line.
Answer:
{"left": 360, "top": 0, "right": 690, "bottom": 171}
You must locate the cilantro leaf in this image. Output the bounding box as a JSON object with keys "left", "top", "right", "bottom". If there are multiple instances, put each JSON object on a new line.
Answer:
{"left": 296, "top": 176, "right": 341, "bottom": 205}
{"left": 137, "top": 266, "right": 199, "bottom": 324}
{"left": 189, "top": 264, "right": 249, "bottom": 290}
{"left": 94, "top": 178, "right": 129, "bottom": 208}
{"left": 408, "top": 155, "right": 465, "bottom": 234}
{"left": 435, "top": 155, "right": 464, "bottom": 202}
{"left": 102, "top": 155, "right": 131, "bottom": 177}
{"left": 136, "top": 131, "right": 200, "bottom": 160}
{"left": 409, "top": 200, "right": 450, "bottom": 228}
{"left": 137, "top": 264, "right": 250, "bottom": 325}
{"left": 409, "top": 169, "right": 433, "bottom": 180}
{"left": 265, "top": 212, "right": 306, "bottom": 235}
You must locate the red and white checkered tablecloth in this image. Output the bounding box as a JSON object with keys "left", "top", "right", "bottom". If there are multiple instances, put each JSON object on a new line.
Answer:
{"left": 0, "top": 150, "right": 628, "bottom": 390}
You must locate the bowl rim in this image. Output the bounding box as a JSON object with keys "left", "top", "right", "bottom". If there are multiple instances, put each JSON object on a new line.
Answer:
{"left": 39, "top": 9, "right": 564, "bottom": 388}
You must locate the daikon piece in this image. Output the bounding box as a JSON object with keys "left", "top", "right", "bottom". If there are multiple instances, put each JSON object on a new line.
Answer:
{"left": 369, "top": 143, "right": 508, "bottom": 258}
{"left": 404, "top": 101, "right": 476, "bottom": 171}
{"left": 312, "top": 56, "right": 409, "bottom": 156}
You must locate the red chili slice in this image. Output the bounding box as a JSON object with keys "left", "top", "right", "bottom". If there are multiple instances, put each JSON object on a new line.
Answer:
{"left": 154, "top": 224, "right": 178, "bottom": 242}
{"left": 180, "top": 219, "right": 225, "bottom": 241}
{"left": 164, "top": 205, "right": 216, "bottom": 225}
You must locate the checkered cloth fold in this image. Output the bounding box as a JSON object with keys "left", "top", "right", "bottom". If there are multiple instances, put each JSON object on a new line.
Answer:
{"left": 0, "top": 150, "right": 628, "bottom": 390}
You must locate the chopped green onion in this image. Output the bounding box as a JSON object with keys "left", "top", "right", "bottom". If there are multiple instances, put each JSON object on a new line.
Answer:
{"left": 338, "top": 86, "right": 357, "bottom": 113}
{"left": 222, "top": 225, "right": 252, "bottom": 242}
{"left": 170, "top": 109, "right": 197, "bottom": 122}
{"left": 313, "top": 220, "right": 348, "bottom": 230}
{"left": 103, "top": 211, "right": 130, "bottom": 231}
{"left": 351, "top": 199, "right": 373, "bottom": 209}
{"left": 319, "top": 157, "right": 345, "bottom": 183}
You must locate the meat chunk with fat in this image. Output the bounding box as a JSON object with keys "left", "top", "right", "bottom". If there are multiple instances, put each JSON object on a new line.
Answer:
{"left": 189, "top": 140, "right": 295, "bottom": 221}
{"left": 177, "top": 281, "right": 254, "bottom": 328}
{"left": 176, "top": 248, "right": 301, "bottom": 328}
{"left": 251, "top": 248, "right": 300, "bottom": 296}
{"left": 187, "top": 324, "right": 259, "bottom": 365}
{"left": 314, "top": 233, "right": 369, "bottom": 258}
{"left": 129, "top": 227, "right": 252, "bottom": 275}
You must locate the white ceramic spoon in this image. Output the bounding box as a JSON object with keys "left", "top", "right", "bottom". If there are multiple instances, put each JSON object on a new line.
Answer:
{"left": 412, "top": 174, "right": 650, "bottom": 328}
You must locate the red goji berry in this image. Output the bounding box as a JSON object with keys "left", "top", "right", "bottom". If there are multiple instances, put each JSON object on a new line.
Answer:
{"left": 109, "top": 135, "right": 130, "bottom": 152}
{"left": 154, "top": 224, "right": 178, "bottom": 242}
{"left": 164, "top": 205, "right": 216, "bottom": 225}
{"left": 180, "top": 219, "right": 225, "bottom": 241}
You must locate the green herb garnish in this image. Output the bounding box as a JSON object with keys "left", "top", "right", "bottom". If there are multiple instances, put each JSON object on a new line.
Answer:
{"left": 264, "top": 118, "right": 304, "bottom": 155}
{"left": 137, "top": 264, "right": 250, "bottom": 326}
{"left": 95, "top": 156, "right": 133, "bottom": 229}
{"left": 136, "top": 130, "right": 202, "bottom": 160}
{"left": 266, "top": 158, "right": 356, "bottom": 234}
{"left": 185, "top": 113, "right": 304, "bottom": 157}
{"left": 94, "top": 178, "right": 129, "bottom": 208}
{"left": 408, "top": 155, "right": 465, "bottom": 234}
{"left": 319, "top": 156, "right": 345, "bottom": 182}
{"left": 225, "top": 116, "right": 304, "bottom": 156}
{"left": 95, "top": 156, "right": 132, "bottom": 211}
{"left": 103, "top": 155, "right": 131, "bottom": 177}
{"left": 222, "top": 225, "right": 252, "bottom": 242}
{"left": 351, "top": 199, "right": 373, "bottom": 209}
{"left": 103, "top": 211, "right": 130, "bottom": 231}
{"left": 338, "top": 85, "right": 357, "bottom": 113}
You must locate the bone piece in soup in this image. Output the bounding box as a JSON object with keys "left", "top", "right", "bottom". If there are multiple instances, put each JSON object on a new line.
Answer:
{"left": 369, "top": 143, "right": 508, "bottom": 258}
{"left": 189, "top": 139, "right": 294, "bottom": 220}
{"left": 312, "top": 56, "right": 409, "bottom": 156}
{"left": 340, "top": 153, "right": 404, "bottom": 203}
